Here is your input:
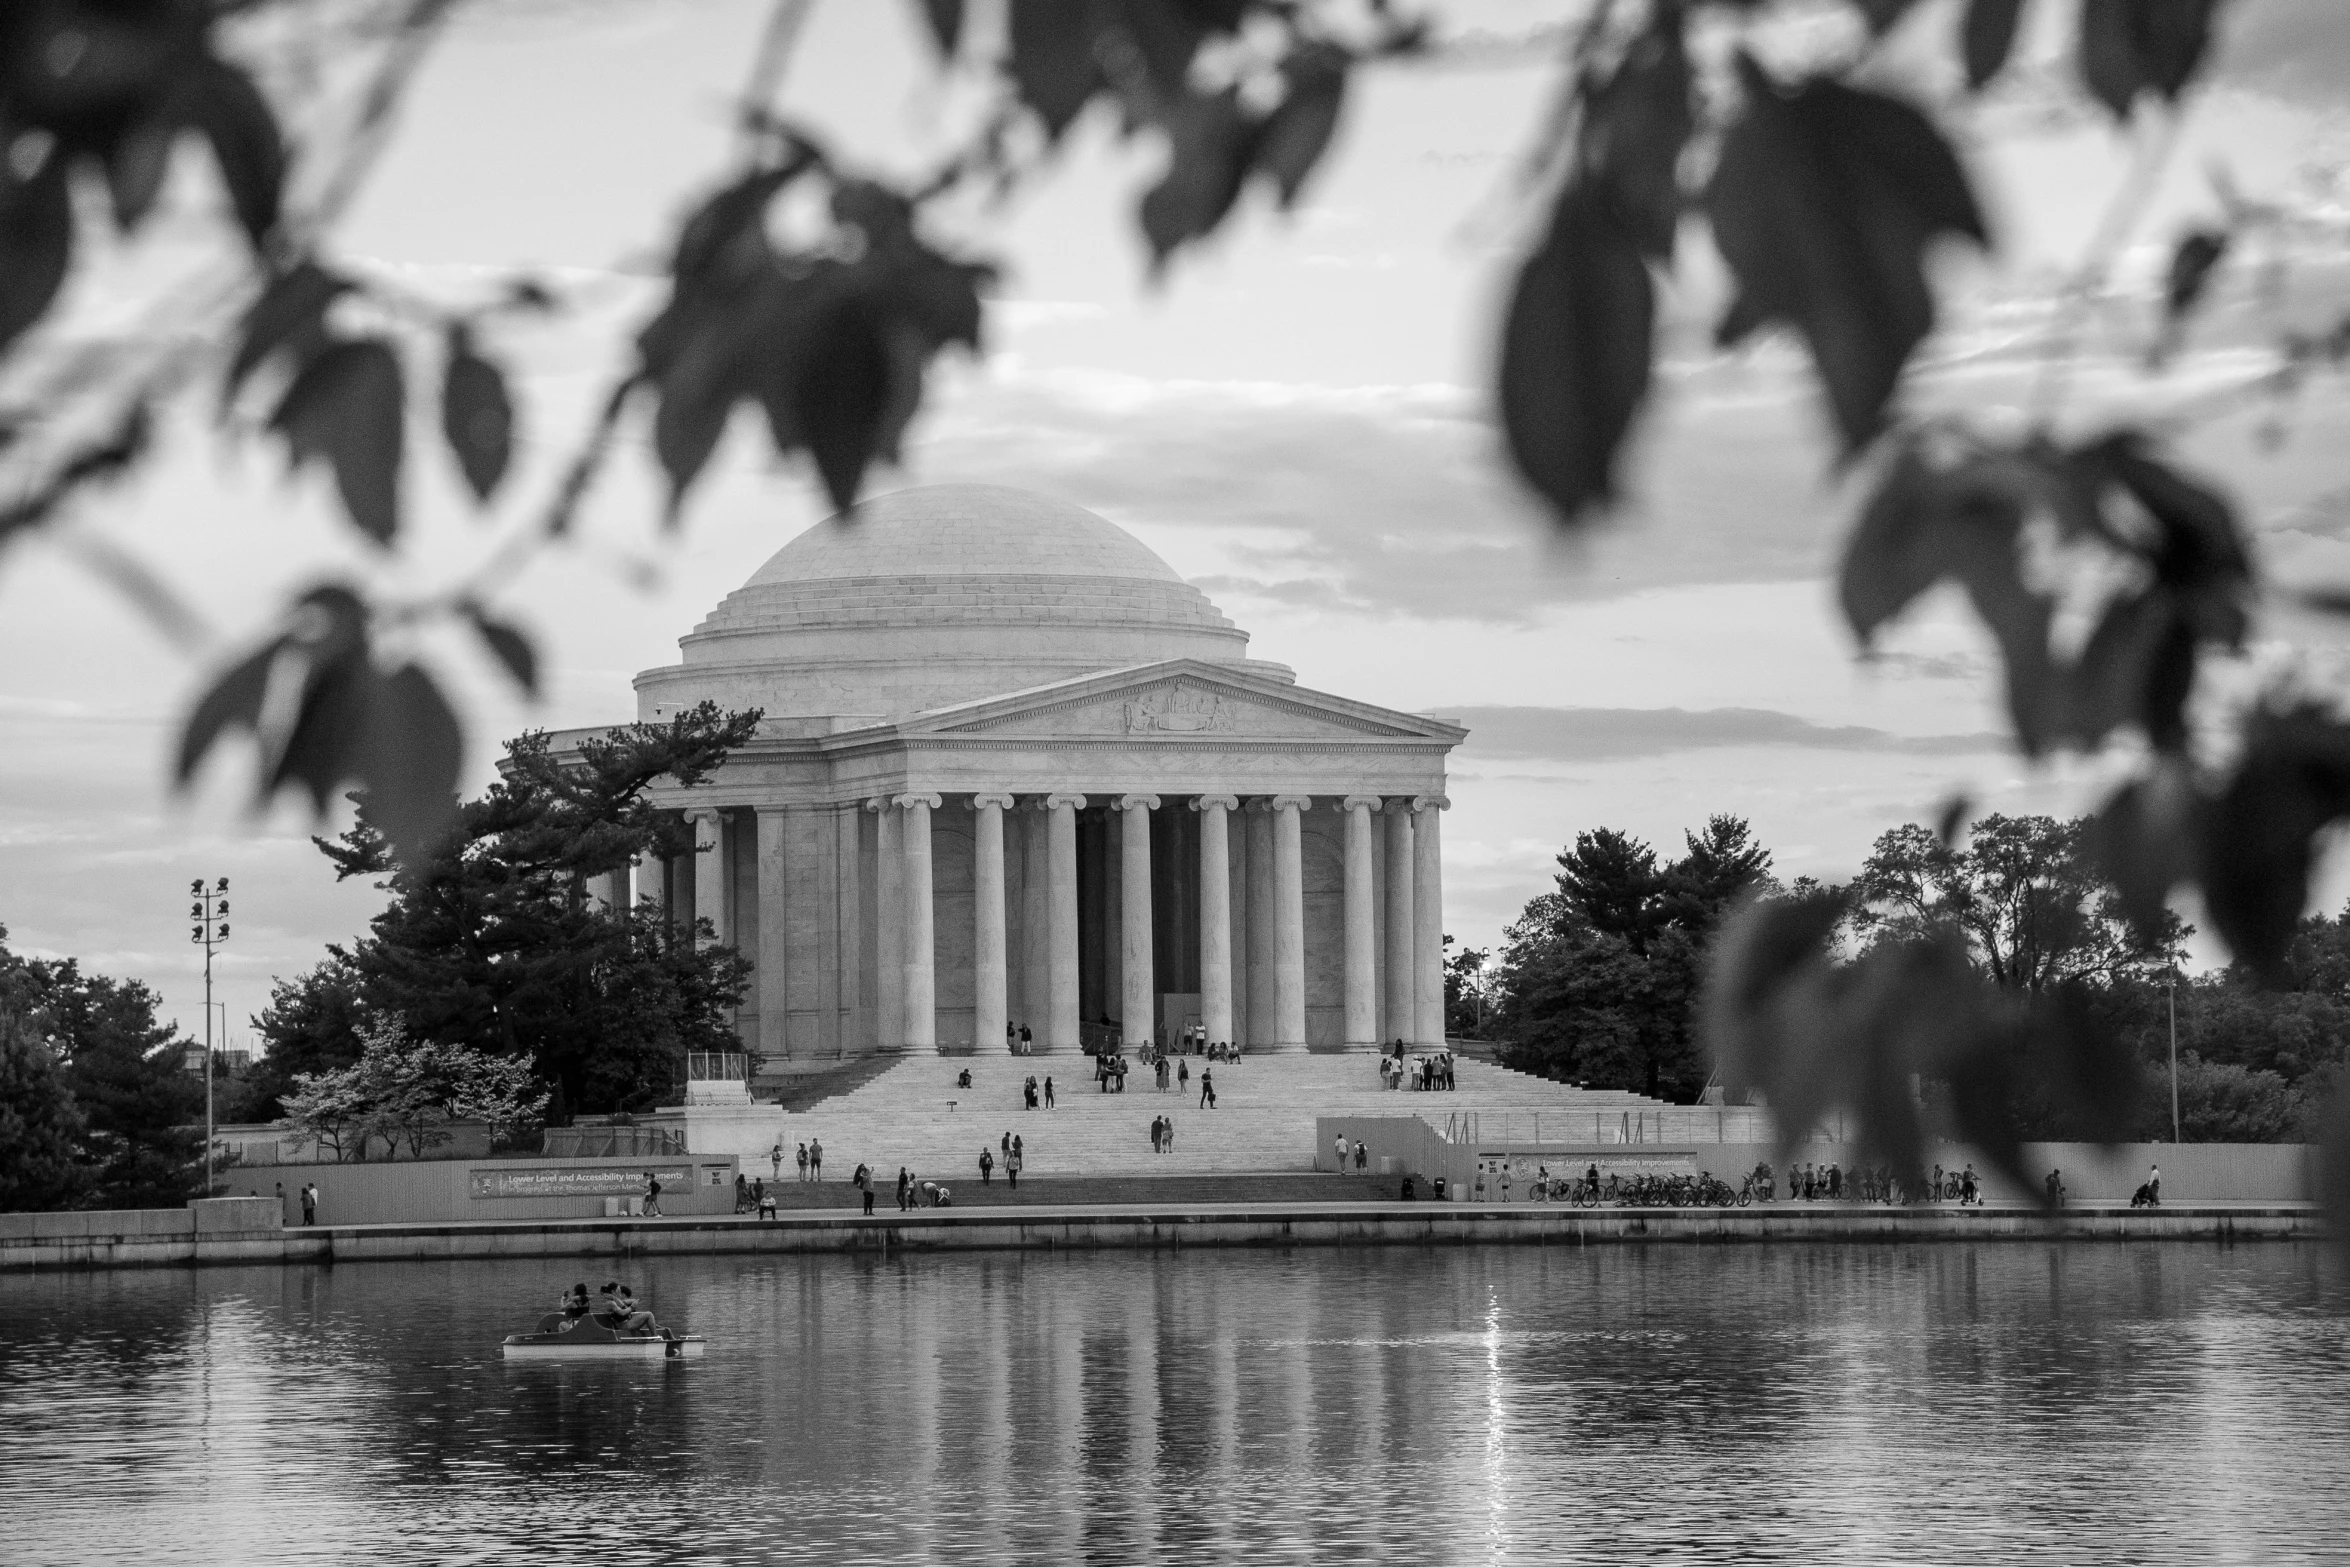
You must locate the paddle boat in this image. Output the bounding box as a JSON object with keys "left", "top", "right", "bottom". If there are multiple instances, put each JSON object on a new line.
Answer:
{"left": 501, "top": 1310, "right": 705, "bottom": 1361}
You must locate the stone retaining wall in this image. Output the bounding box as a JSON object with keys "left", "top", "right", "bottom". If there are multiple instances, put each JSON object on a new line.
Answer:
{"left": 0, "top": 1202, "right": 2319, "bottom": 1272}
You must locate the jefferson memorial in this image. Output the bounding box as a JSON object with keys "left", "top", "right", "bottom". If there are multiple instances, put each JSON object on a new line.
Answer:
{"left": 560, "top": 484, "right": 1463, "bottom": 1064}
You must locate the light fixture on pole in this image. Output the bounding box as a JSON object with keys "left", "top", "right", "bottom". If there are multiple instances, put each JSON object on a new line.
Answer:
{"left": 190, "top": 877, "right": 229, "bottom": 1196}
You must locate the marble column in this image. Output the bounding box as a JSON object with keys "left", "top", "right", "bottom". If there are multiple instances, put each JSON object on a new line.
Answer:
{"left": 899, "top": 793, "right": 940, "bottom": 1052}
{"left": 1341, "top": 794, "right": 1380, "bottom": 1049}
{"left": 973, "top": 793, "right": 1013, "bottom": 1054}
{"left": 1020, "top": 800, "right": 1050, "bottom": 1041}
{"left": 635, "top": 849, "right": 665, "bottom": 942}
{"left": 1045, "top": 793, "right": 1085, "bottom": 1052}
{"left": 691, "top": 807, "right": 727, "bottom": 948}
{"left": 1116, "top": 794, "right": 1159, "bottom": 1047}
{"left": 1244, "top": 799, "right": 1275, "bottom": 1050}
{"left": 756, "top": 804, "right": 791, "bottom": 1063}
{"left": 1194, "top": 794, "right": 1238, "bottom": 1047}
{"left": 836, "top": 803, "right": 862, "bottom": 1055}
{"left": 1383, "top": 801, "right": 1415, "bottom": 1045}
{"left": 1270, "top": 794, "right": 1310, "bottom": 1051}
{"left": 871, "top": 798, "right": 904, "bottom": 1050}
{"left": 1414, "top": 795, "right": 1449, "bottom": 1045}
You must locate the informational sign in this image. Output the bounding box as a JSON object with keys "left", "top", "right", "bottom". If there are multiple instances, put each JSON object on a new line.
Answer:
{"left": 469, "top": 1166, "right": 692, "bottom": 1200}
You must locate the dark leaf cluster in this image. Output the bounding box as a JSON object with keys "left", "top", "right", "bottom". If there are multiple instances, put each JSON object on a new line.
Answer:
{"left": 0, "top": 1, "right": 283, "bottom": 356}
{"left": 230, "top": 260, "right": 524, "bottom": 547}
{"left": 630, "top": 147, "right": 994, "bottom": 520}
{"left": 176, "top": 582, "right": 464, "bottom": 869}
{"left": 1707, "top": 891, "right": 2140, "bottom": 1204}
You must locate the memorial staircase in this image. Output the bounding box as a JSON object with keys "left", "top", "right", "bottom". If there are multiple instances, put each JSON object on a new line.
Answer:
{"left": 691, "top": 1052, "right": 1679, "bottom": 1180}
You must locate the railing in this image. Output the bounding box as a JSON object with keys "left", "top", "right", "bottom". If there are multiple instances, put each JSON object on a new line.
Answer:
{"left": 686, "top": 1051, "right": 748, "bottom": 1082}
{"left": 543, "top": 1124, "right": 687, "bottom": 1158}
{"left": 1437, "top": 1107, "right": 1779, "bottom": 1146}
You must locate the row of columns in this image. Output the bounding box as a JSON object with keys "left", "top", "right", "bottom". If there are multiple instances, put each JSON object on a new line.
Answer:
{"left": 917, "top": 791, "right": 1445, "bottom": 1054}
{"left": 629, "top": 791, "right": 1446, "bottom": 1056}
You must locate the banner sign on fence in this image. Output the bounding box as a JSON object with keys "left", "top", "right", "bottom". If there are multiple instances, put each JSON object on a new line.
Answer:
{"left": 469, "top": 1166, "right": 692, "bottom": 1200}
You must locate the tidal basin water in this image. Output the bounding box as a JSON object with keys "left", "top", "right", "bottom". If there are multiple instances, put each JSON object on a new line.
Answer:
{"left": 7, "top": 1242, "right": 2350, "bottom": 1565}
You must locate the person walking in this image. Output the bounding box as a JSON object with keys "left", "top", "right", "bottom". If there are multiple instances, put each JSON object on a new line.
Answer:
{"left": 1164, "top": 1115, "right": 1176, "bottom": 1152}
{"left": 1199, "top": 1067, "right": 1215, "bottom": 1109}
{"left": 733, "top": 1172, "right": 751, "bottom": 1214}
{"left": 796, "top": 1142, "right": 810, "bottom": 1184}
{"left": 1334, "top": 1133, "right": 1349, "bottom": 1171}
{"left": 897, "top": 1166, "right": 912, "bottom": 1212}
{"left": 1007, "top": 1140, "right": 1022, "bottom": 1189}
{"left": 1020, "top": 1023, "right": 1033, "bottom": 1054}
{"left": 979, "top": 1147, "right": 994, "bottom": 1186}
{"left": 855, "top": 1163, "right": 874, "bottom": 1216}
{"left": 1178, "top": 1058, "right": 1190, "bottom": 1096}
{"left": 809, "top": 1138, "right": 824, "bottom": 1182}
{"left": 1001, "top": 1130, "right": 1012, "bottom": 1166}
{"left": 1355, "top": 1140, "right": 1368, "bottom": 1173}
{"left": 1498, "top": 1165, "right": 1512, "bottom": 1202}
{"left": 1044, "top": 1075, "right": 1055, "bottom": 1108}
{"left": 642, "top": 1170, "right": 663, "bottom": 1217}
{"left": 299, "top": 1181, "right": 318, "bottom": 1226}
{"left": 771, "top": 1142, "right": 784, "bottom": 1183}
{"left": 1150, "top": 1115, "right": 1164, "bottom": 1155}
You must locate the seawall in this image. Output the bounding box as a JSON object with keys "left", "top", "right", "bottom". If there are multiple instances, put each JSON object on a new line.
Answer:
{"left": 1, "top": 1202, "right": 2320, "bottom": 1272}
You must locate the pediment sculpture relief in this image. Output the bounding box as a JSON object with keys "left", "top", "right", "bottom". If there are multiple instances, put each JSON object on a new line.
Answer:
{"left": 1123, "top": 683, "right": 1234, "bottom": 735}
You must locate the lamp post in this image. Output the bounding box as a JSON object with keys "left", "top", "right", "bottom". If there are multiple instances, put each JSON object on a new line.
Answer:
{"left": 190, "top": 877, "right": 229, "bottom": 1196}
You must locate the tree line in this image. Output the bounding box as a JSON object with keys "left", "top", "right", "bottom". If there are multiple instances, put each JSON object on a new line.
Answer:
{"left": 0, "top": 929, "right": 201, "bottom": 1212}
{"left": 1451, "top": 810, "right": 2348, "bottom": 1145}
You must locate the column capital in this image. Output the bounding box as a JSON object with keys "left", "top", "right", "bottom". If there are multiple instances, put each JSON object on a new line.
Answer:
{"left": 1192, "top": 793, "right": 1240, "bottom": 812}
{"left": 865, "top": 795, "right": 890, "bottom": 813}
{"left": 1044, "top": 792, "right": 1088, "bottom": 811}
{"left": 1412, "top": 794, "right": 1451, "bottom": 813}
{"left": 1113, "top": 793, "right": 1160, "bottom": 812}
{"left": 894, "top": 792, "right": 943, "bottom": 811}
{"left": 1341, "top": 794, "right": 1384, "bottom": 812}
{"left": 685, "top": 804, "right": 724, "bottom": 826}
{"left": 970, "top": 792, "right": 1016, "bottom": 811}
{"left": 1269, "top": 793, "right": 1314, "bottom": 813}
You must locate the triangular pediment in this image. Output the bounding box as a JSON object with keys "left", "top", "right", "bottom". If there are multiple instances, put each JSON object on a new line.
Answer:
{"left": 895, "top": 660, "right": 1465, "bottom": 744}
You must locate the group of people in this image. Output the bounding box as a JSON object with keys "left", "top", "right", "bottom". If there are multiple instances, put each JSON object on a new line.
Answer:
{"left": 1381, "top": 1044, "right": 1454, "bottom": 1091}
{"left": 271, "top": 1180, "right": 324, "bottom": 1226}
{"left": 977, "top": 1133, "right": 1025, "bottom": 1186}
{"left": 1020, "top": 1073, "right": 1055, "bottom": 1109}
{"left": 1003, "top": 1021, "right": 1039, "bottom": 1054}
{"left": 769, "top": 1139, "right": 826, "bottom": 1183}
{"left": 1149, "top": 1114, "right": 1179, "bottom": 1153}
{"left": 556, "top": 1280, "right": 666, "bottom": 1337}
{"left": 1330, "top": 1134, "right": 1373, "bottom": 1172}
{"left": 894, "top": 1166, "right": 953, "bottom": 1209}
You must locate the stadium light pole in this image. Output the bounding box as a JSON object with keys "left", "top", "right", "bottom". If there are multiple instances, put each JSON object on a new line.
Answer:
{"left": 190, "top": 878, "right": 230, "bottom": 1195}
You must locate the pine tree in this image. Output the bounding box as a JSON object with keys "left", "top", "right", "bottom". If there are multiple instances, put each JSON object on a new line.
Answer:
{"left": 286, "top": 702, "right": 763, "bottom": 1117}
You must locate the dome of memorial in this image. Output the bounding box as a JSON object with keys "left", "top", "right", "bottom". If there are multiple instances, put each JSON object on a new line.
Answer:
{"left": 637, "top": 484, "right": 1277, "bottom": 722}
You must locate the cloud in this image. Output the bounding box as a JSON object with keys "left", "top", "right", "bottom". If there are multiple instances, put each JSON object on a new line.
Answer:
{"left": 912, "top": 363, "right": 1841, "bottom": 623}
{"left": 1433, "top": 704, "right": 2008, "bottom": 764}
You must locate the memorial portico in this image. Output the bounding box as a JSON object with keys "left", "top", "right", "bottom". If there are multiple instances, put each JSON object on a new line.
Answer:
{"left": 551, "top": 484, "right": 1463, "bottom": 1069}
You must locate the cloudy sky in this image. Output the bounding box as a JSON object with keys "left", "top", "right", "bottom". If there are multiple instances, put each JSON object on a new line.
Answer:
{"left": 1, "top": 0, "right": 2347, "bottom": 1045}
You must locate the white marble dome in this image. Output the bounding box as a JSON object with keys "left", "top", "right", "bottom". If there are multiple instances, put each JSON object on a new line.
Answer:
{"left": 636, "top": 484, "right": 1283, "bottom": 722}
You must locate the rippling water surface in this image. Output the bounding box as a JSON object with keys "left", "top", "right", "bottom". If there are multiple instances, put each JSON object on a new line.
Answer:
{"left": 7, "top": 1242, "right": 2349, "bottom": 1564}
